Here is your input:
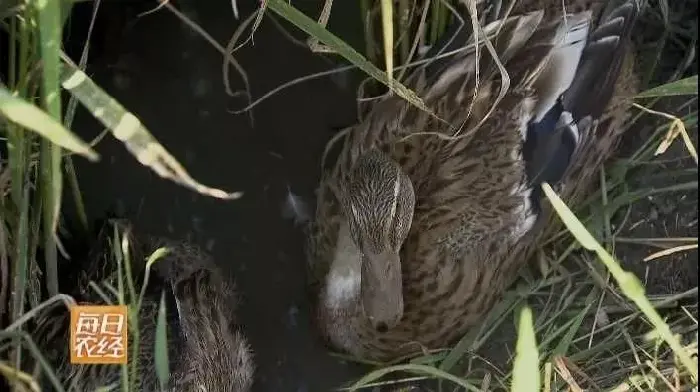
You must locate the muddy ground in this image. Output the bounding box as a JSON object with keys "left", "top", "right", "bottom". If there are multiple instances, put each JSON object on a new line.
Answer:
{"left": 59, "top": 1, "right": 697, "bottom": 391}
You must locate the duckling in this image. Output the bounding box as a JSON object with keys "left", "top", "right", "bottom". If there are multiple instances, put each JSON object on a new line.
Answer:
{"left": 30, "top": 219, "right": 254, "bottom": 391}
{"left": 308, "top": 0, "right": 644, "bottom": 361}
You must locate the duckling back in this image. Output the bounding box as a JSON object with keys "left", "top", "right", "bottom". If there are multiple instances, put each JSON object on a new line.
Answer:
{"left": 152, "top": 239, "right": 254, "bottom": 392}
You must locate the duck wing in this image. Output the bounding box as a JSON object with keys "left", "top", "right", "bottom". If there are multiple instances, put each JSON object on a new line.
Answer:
{"left": 523, "top": 0, "right": 642, "bottom": 209}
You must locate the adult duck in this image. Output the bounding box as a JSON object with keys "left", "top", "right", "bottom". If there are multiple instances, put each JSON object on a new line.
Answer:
{"left": 308, "top": 0, "right": 643, "bottom": 361}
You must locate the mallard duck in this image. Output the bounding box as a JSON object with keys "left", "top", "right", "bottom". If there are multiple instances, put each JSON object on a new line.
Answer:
{"left": 29, "top": 219, "right": 254, "bottom": 391}
{"left": 308, "top": 0, "right": 643, "bottom": 361}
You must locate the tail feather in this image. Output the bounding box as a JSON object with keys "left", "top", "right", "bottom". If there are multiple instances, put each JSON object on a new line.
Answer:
{"left": 522, "top": 0, "right": 642, "bottom": 212}
{"left": 562, "top": 0, "right": 642, "bottom": 121}
{"left": 530, "top": 11, "right": 592, "bottom": 122}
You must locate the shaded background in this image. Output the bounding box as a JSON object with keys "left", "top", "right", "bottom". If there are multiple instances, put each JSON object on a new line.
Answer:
{"left": 63, "top": 0, "right": 370, "bottom": 391}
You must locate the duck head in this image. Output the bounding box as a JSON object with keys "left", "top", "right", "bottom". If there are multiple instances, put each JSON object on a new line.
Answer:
{"left": 337, "top": 149, "right": 415, "bottom": 332}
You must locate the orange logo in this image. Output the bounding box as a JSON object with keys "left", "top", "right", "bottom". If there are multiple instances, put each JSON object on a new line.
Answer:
{"left": 70, "top": 305, "right": 128, "bottom": 364}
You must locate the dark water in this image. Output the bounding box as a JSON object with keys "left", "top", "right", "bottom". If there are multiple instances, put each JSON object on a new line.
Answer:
{"left": 64, "top": 1, "right": 371, "bottom": 391}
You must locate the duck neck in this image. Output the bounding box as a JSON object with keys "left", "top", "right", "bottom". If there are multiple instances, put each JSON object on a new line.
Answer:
{"left": 323, "top": 221, "right": 362, "bottom": 311}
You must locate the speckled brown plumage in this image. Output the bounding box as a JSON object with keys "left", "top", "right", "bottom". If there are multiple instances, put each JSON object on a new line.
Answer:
{"left": 309, "top": 0, "right": 643, "bottom": 362}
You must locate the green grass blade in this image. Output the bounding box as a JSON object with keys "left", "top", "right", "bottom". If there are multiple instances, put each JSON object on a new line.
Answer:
{"left": 137, "top": 247, "right": 169, "bottom": 311}
{"left": 110, "top": 227, "right": 130, "bottom": 391}
{"left": 266, "top": 0, "right": 435, "bottom": 117}
{"left": 0, "top": 87, "right": 99, "bottom": 160}
{"left": 11, "top": 184, "right": 30, "bottom": 322}
{"left": 9, "top": 185, "right": 30, "bottom": 374}
{"left": 359, "top": 0, "right": 377, "bottom": 65}
{"left": 603, "top": 180, "right": 698, "bottom": 218}
{"left": 35, "top": 0, "right": 62, "bottom": 120}
{"left": 636, "top": 75, "right": 698, "bottom": 98}
{"left": 550, "top": 304, "right": 590, "bottom": 357}
{"left": 61, "top": 0, "right": 102, "bottom": 233}
{"left": 58, "top": 60, "right": 242, "bottom": 200}
{"left": 542, "top": 183, "right": 698, "bottom": 382}
{"left": 439, "top": 291, "right": 522, "bottom": 372}
{"left": 155, "top": 291, "right": 170, "bottom": 390}
{"left": 409, "top": 351, "right": 448, "bottom": 366}
{"left": 380, "top": 0, "right": 394, "bottom": 82}
{"left": 6, "top": 125, "right": 28, "bottom": 213}
{"left": 511, "top": 306, "right": 540, "bottom": 392}
{"left": 347, "top": 363, "right": 482, "bottom": 392}
{"left": 397, "top": 0, "right": 409, "bottom": 63}
{"left": 64, "top": 158, "right": 88, "bottom": 231}
{"left": 5, "top": 13, "right": 32, "bottom": 213}
{"left": 36, "top": 0, "right": 66, "bottom": 297}
{"left": 429, "top": 0, "right": 441, "bottom": 44}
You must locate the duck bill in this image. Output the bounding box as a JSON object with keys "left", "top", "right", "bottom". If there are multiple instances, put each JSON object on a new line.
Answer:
{"left": 360, "top": 250, "right": 404, "bottom": 331}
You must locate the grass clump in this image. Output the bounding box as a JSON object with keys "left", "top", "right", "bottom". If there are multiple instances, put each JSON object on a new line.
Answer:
{"left": 0, "top": 0, "right": 232, "bottom": 390}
